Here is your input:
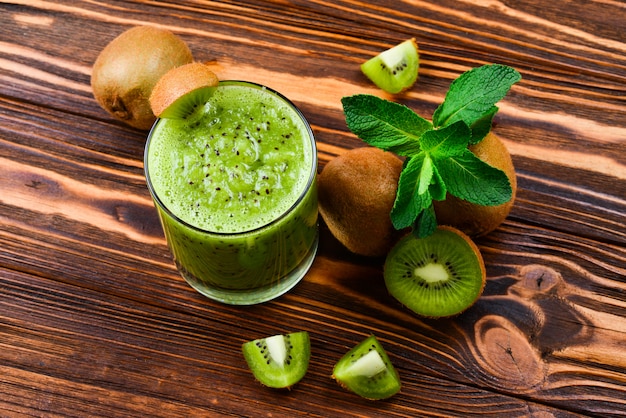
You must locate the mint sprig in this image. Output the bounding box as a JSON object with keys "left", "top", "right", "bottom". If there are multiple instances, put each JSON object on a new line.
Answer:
{"left": 341, "top": 64, "right": 521, "bottom": 238}
{"left": 433, "top": 64, "right": 521, "bottom": 143}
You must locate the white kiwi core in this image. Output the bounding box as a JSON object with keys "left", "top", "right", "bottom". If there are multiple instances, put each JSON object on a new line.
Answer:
{"left": 379, "top": 44, "right": 406, "bottom": 70}
{"left": 265, "top": 334, "right": 288, "bottom": 366}
{"left": 415, "top": 263, "right": 448, "bottom": 283}
{"left": 350, "top": 350, "right": 386, "bottom": 377}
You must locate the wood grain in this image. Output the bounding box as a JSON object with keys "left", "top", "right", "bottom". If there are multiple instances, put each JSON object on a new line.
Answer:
{"left": 1, "top": 1, "right": 625, "bottom": 417}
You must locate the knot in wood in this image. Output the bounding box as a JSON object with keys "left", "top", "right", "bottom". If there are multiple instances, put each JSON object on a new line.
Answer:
{"left": 518, "top": 265, "right": 562, "bottom": 294}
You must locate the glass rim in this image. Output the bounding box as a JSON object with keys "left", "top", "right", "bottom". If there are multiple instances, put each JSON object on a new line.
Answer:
{"left": 144, "top": 80, "right": 317, "bottom": 237}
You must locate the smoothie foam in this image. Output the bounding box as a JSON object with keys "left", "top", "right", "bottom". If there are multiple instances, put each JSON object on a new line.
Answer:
{"left": 147, "top": 83, "right": 313, "bottom": 233}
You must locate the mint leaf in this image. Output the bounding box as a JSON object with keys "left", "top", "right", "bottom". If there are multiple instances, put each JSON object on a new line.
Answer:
{"left": 391, "top": 155, "right": 432, "bottom": 230}
{"left": 429, "top": 164, "right": 447, "bottom": 201}
{"left": 342, "top": 94, "right": 431, "bottom": 157}
{"left": 468, "top": 105, "right": 498, "bottom": 144}
{"left": 412, "top": 205, "right": 437, "bottom": 238}
{"left": 418, "top": 155, "right": 434, "bottom": 195}
{"left": 432, "top": 64, "right": 521, "bottom": 135}
{"left": 435, "top": 150, "right": 512, "bottom": 206}
{"left": 419, "top": 120, "right": 471, "bottom": 157}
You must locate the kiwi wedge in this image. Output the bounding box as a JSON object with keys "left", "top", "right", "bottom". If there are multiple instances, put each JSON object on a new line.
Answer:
{"left": 384, "top": 226, "right": 486, "bottom": 318}
{"left": 332, "top": 335, "right": 401, "bottom": 400}
{"left": 242, "top": 331, "right": 310, "bottom": 389}
{"left": 361, "top": 38, "right": 419, "bottom": 94}
{"left": 149, "top": 62, "right": 219, "bottom": 119}
{"left": 91, "top": 26, "right": 193, "bottom": 130}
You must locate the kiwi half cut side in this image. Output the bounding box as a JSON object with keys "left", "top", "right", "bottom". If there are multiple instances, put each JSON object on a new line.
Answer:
{"left": 384, "top": 226, "right": 486, "bottom": 318}
{"left": 361, "top": 38, "right": 419, "bottom": 94}
{"left": 332, "top": 335, "right": 401, "bottom": 400}
{"left": 242, "top": 331, "right": 310, "bottom": 389}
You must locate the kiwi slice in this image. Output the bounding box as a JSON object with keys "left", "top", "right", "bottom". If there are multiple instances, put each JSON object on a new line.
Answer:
{"left": 242, "top": 331, "right": 310, "bottom": 389}
{"left": 149, "top": 62, "right": 219, "bottom": 119}
{"left": 361, "top": 38, "right": 419, "bottom": 94}
{"left": 332, "top": 335, "right": 401, "bottom": 400}
{"left": 384, "top": 226, "right": 486, "bottom": 318}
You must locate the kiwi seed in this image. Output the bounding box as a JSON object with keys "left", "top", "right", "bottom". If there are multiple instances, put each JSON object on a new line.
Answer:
{"left": 433, "top": 132, "right": 517, "bottom": 237}
{"left": 149, "top": 62, "right": 219, "bottom": 119}
{"left": 318, "top": 147, "right": 404, "bottom": 257}
{"left": 91, "top": 26, "right": 193, "bottom": 130}
{"left": 361, "top": 38, "right": 419, "bottom": 94}
{"left": 384, "top": 226, "right": 486, "bottom": 318}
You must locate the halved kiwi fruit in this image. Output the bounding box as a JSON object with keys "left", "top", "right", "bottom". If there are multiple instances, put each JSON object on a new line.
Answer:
{"left": 361, "top": 38, "right": 419, "bottom": 94}
{"left": 149, "top": 62, "right": 219, "bottom": 119}
{"left": 242, "top": 331, "right": 310, "bottom": 389}
{"left": 332, "top": 335, "right": 401, "bottom": 400}
{"left": 91, "top": 26, "right": 193, "bottom": 130}
{"left": 384, "top": 226, "right": 486, "bottom": 318}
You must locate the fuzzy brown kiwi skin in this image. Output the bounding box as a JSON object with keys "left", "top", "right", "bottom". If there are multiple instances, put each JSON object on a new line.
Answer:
{"left": 433, "top": 133, "right": 517, "bottom": 237}
{"left": 318, "top": 147, "right": 405, "bottom": 257}
{"left": 91, "top": 26, "right": 193, "bottom": 130}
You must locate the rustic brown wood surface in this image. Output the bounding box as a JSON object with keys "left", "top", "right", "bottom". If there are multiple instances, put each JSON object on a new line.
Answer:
{"left": 1, "top": 1, "right": 625, "bottom": 417}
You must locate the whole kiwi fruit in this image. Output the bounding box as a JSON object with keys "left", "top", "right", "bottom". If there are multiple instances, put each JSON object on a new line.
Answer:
{"left": 91, "top": 26, "right": 193, "bottom": 130}
{"left": 318, "top": 147, "right": 404, "bottom": 257}
{"left": 433, "top": 132, "right": 517, "bottom": 237}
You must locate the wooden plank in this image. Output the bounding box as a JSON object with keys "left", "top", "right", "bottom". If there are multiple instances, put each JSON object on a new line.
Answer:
{"left": 0, "top": 268, "right": 595, "bottom": 417}
{"left": 0, "top": 0, "right": 625, "bottom": 416}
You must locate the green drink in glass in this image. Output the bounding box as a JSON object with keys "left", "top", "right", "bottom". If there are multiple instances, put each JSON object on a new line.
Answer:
{"left": 145, "top": 81, "right": 318, "bottom": 305}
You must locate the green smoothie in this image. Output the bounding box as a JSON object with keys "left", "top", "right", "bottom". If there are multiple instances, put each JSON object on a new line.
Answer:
{"left": 145, "top": 81, "right": 318, "bottom": 305}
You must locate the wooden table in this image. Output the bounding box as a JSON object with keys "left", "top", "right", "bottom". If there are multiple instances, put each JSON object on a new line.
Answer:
{"left": 1, "top": 1, "right": 625, "bottom": 417}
